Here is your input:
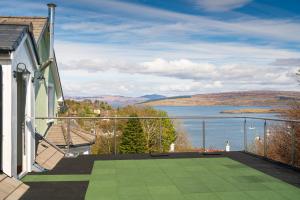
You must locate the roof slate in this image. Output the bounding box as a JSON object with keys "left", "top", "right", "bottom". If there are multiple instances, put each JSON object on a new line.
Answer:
{"left": 0, "top": 24, "right": 29, "bottom": 51}
{"left": 0, "top": 16, "right": 47, "bottom": 42}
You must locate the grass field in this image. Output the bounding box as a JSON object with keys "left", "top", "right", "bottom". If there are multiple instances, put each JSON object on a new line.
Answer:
{"left": 84, "top": 158, "right": 300, "bottom": 200}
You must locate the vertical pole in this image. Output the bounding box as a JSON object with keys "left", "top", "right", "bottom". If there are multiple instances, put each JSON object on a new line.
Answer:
{"left": 291, "top": 123, "right": 295, "bottom": 166}
{"left": 244, "top": 119, "right": 247, "bottom": 152}
{"left": 263, "top": 120, "right": 267, "bottom": 158}
{"left": 114, "top": 117, "right": 117, "bottom": 155}
{"left": 159, "top": 118, "right": 162, "bottom": 153}
{"left": 93, "top": 119, "right": 96, "bottom": 155}
{"left": 67, "top": 118, "right": 71, "bottom": 153}
{"left": 93, "top": 119, "right": 97, "bottom": 135}
{"left": 202, "top": 120, "right": 206, "bottom": 153}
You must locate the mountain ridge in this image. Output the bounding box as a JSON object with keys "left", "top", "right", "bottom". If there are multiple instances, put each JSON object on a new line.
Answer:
{"left": 66, "top": 91, "right": 300, "bottom": 107}
{"left": 140, "top": 90, "right": 300, "bottom": 106}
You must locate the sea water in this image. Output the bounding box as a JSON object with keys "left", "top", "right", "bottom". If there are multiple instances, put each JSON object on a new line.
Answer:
{"left": 154, "top": 106, "right": 278, "bottom": 151}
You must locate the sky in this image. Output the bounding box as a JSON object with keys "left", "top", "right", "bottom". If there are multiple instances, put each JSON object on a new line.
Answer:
{"left": 1, "top": 0, "right": 300, "bottom": 97}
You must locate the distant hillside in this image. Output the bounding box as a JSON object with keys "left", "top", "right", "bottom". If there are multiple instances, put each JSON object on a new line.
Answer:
{"left": 66, "top": 94, "right": 165, "bottom": 107}
{"left": 140, "top": 94, "right": 166, "bottom": 101}
{"left": 141, "top": 91, "right": 300, "bottom": 107}
{"left": 66, "top": 95, "right": 143, "bottom": 107}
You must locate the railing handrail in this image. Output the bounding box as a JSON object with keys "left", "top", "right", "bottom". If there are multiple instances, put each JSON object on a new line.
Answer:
{"left": 34, "top": 116, "right": 300, "bottom": 123}
{"left": 35, "top": 115, "right": 300, "bottom": 168}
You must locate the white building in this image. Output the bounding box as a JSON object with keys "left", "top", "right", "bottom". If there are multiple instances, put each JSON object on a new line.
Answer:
{"left": 0, "top": 24, "right": 39, "bottom": 178}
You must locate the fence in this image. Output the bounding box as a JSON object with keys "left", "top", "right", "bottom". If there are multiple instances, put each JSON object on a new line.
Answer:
{"left": 35, "top": 116, "right": 300, "bottom": 168}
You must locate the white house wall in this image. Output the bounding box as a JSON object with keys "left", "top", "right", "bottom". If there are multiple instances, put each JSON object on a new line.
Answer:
{"left": 2, "top": 34, "right": 37, "bottom": 178}
{"left": 2, "top": 62, "right": 13, "bottom": 177}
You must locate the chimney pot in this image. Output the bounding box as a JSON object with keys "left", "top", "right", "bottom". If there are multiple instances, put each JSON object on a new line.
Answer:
{"left": 47, "top": 3, "right": 57, "bottom": 8}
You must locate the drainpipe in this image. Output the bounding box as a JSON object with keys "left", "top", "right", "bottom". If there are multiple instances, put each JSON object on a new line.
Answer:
{"left": 39, "top": 3, "right": 56, "bottom": 71}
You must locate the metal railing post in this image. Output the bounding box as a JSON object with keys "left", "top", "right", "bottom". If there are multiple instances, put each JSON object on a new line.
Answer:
{"left": 159, "top": 118, "right": 162, "bottom": 153}
{"left": 244, "top": 119, "right": 247, "bottom": 152}
{"left": 93, "top": 119, "right": 97, "bottom": 155}
{"left": 202, "top": 120, "right": 206, "bottom": 153}
{"left": 93, "top": 119, "right": 96, "bottom": 135}
{"left": 264, "top": 120, "right": 267, "bottom": 158}
{"left": 67, "top": 118, "right": 71, "bottom": 152}
{"left": 113, "top": 118, "right": 117, "bottom": 155}
{"left": 291, "top": 123, "right": 296, "bottom": 166}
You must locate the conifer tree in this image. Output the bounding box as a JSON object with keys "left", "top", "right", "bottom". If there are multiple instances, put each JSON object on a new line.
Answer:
{"left": 119, "top": 114, "right": 147, "bottom": 153}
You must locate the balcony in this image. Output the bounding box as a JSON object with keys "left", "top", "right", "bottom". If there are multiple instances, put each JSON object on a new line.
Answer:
{"left": 21, "top": 116, "right": 300, "bottom": 200}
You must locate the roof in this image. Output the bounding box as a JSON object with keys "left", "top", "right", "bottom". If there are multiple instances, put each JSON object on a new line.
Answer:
{"left": 0, "top": 16, "right": 47, "bottom": 42}
{"left": 0, "top": 24, "right": 40, "bottom": 64}
{"left": 46, "top": 123, "right": 96, "bottom": 147}
{"left": 0, "top": 173, "right": 29, "bottom": 199}
{"left": 0, "top": 24, "right": 30, "bottom": 51}
{"left": 35, "top": 139, "right": 64, "bottom": 170}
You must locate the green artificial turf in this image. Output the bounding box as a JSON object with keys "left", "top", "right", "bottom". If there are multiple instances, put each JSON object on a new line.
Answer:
{"left": 85, "top": 158, "right": 300, "bottom": 200}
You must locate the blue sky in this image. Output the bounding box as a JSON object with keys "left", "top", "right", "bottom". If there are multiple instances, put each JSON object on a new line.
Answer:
{"left": 1, "top": 0, "right": 300, "bottom": 97}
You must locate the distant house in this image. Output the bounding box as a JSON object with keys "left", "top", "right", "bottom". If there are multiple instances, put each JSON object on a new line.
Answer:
{"left": 93, "top": 109, "right": 101, "bottom": 115}
{"left": 0, "top": 4, "right": 64, "bottom": 178}
{"left": 46, "top": 120, "right": 96, "bottom": 156}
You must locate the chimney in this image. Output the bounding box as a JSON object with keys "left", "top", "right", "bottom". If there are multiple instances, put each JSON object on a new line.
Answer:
{"left": 47, "top": 3, "right": 56, "bottom": 60}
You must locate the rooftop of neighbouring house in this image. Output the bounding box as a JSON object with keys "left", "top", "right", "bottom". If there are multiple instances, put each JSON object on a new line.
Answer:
{"left": 0, "top": 16, "right": 47, "bottom": 42}
{"left": 46, "top": 123, "right": 96, "bottom": 147}
{"left": 20, "top": 152, "right": 300, "bottom": 200}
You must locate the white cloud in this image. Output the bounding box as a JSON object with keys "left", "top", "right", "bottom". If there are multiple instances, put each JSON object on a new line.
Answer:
{"left": 63, "top": 80, "right": 134, "bottom": 97}
{"left": 55, "top": 39, "right": 300, "bottom": 97}
{"left": 66, "top": 0, "right": 300, "bottom": 43}
{"left": 271, "top": 58, "right": 300, "bottom": 66}
{"left": 196, "top": 0, "right": 252, "bottom": 12}
{"left": 59, "top": 56, "right": 298, "bottom": 88}
{"left": 158, "top": 82, "right": 202, "bottom": 92}
{"left": 119, "top": 85, "right": 129, "bottom": 92}
{"left": 159, "top": 81, "right": 223, "bottom": 92}
{"left": 2, "top": 0, "right": 299, "bottom": 97}
{"left": 62, "top": 75, "right": 226, "bottom": 97}
{"left": 61, "top": 70, "right": 298, "bottom": 97}
{"left": 56, "top": 40, "right": 300, "bottom": 64}
{"left": 141, "top": 59, "right": 216, "bottom": 79}
{"left": 61, "top": 22, "right": 143, "bottom": 33}
{"left": 59, "top": 14, "right": 300, "bottom": 44}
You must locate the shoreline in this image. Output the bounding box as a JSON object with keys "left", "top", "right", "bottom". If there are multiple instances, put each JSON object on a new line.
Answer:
{"left": 220, "top": 108, "right": 282, "bottom": 114}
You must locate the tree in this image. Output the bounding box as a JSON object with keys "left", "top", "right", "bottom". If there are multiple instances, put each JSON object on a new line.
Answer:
{"left": 91, "top": 120, "right": 116, "bottom": 154}
{"left": 117, "top": 106, "right": 176, "bottom": 152}
{"left": 119, "top": 114, "right": 147, "bottom": 153}
{"left": 253, "top": 102, "right": 300, "bottom": 166}
{"left": 159, "top": 111, "right": 176, "bottom": 152}
{"left": 61, "top": 100, "right": 178, "bottom": 154}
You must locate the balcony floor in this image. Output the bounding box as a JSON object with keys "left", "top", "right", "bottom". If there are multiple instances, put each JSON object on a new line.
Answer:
{"left": 20, "top": 152, "right": 300, "bottom": 200}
